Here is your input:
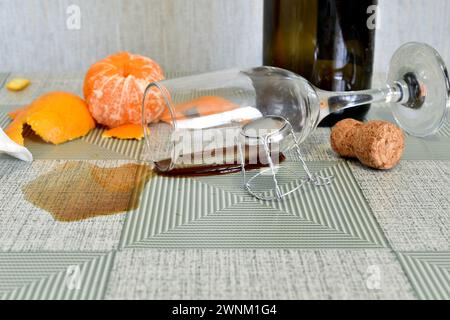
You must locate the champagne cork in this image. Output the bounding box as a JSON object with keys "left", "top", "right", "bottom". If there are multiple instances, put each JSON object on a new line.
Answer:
{"left": 331, "top": 119, "right": 405, "bottom": 170}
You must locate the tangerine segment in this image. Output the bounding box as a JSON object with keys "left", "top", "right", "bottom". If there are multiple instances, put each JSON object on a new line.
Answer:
{"left": 5, "top": 92, "right": 95, "bottom": 146}
{"left": 102, "top": 123, "right": 144, "bottom": 140}
{"left": 160, "top": 96, "right": 239, "bottom": 123}
{"left": 84, "top": 52, "right": 165, "bottom": 128}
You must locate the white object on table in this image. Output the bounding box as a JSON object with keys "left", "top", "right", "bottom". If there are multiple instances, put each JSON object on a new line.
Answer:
{"left": 0, "top": 128, "right": 33, "bottom": 162}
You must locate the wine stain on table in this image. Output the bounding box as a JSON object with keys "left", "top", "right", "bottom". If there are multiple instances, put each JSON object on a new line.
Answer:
{"left": 22, "top": 162, "right": 153, "bottom": 222}
{"left": 22, "top": 146, "right": 284, "bottom": 222}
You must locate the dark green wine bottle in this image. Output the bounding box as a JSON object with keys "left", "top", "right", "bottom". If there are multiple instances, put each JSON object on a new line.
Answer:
{"left": 264, "top": 0, "right": 377, "bottom": 126}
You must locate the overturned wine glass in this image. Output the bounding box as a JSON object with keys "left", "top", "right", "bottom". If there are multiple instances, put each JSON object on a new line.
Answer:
{"left": 142, "top": 42, "right": 450, "bottom": 201}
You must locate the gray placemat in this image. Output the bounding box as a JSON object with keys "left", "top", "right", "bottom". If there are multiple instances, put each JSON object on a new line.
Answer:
{"left": 119, "top": 160, "right": 388, "bottom": 249}
{"left": 0, "top": 73, "right": 449, "bottom": 300}
{"left": 0, "top": 252, "right": 115, "bottom": 300}
{"left": 105, "top": 249, "right": 416, "bottom": 300}
{"left": 0, "top": 160, "right": 132, "bottom": 252}
{"left": 397, "top": 252, "right": 450, "bottom": 300}
{"left": 0, "top": 112, "right": 10, "bottom": 128}
{"left": 81, "top": 128, "right": 143, "bottom": 160}
{"left": 350, "top": 160, "right": 450, "bottom": 252}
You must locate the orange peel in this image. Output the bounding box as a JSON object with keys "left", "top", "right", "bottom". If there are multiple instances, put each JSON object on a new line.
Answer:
{"left": 5, "top": 92, "right": 95, "bottom": 145}
{"left": 102, "top": 123, "right": 144, "bottom": 140}
{"left": 6, "top": 78, "right": 31, "bottom": 91}
{"left": 8, "top": 106, "right": 28, "bottom": 120}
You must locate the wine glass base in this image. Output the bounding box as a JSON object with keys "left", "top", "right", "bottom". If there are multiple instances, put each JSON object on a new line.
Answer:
{"left": 388, "top": 42, "right": 450, "bottom": 137}
{"left": 238, "top": 116, "right": 333, "bottom": 201}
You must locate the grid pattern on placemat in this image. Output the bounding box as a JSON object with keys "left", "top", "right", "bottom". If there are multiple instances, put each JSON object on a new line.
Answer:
{"left": 1, "top": 73, "right": 449, "bottom": 300}
{"left": 396, "top": 252, "right": 450, "bottom": 300}
{"left": 119, "top": 160, "right": 388, "bottom": 248}
{"left": 0, "top": 252, "right": 115, "bottom": 300}
{"left": 82, "top": 128, "right": 143, "bottom": 160}
{"left": 0, "top": 112, "right": 10, "bottom": 128}
{"left": 440, "top": 121, "right": 450, "bottom": 137}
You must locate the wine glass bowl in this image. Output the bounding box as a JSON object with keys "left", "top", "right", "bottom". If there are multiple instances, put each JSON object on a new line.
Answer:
{"left": 243, "top": 66, "right": 321, "bottom": 142}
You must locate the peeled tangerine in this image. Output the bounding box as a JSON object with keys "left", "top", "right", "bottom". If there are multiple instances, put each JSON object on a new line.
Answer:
{"left": 5, "top": 92, "right": 95, "bottom": 145}
{"left": 83, "top": 52, "right": 165, "bottom": 131}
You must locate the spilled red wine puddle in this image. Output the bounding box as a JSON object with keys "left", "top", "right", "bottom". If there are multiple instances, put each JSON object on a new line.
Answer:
{"left": 155, "top": 146, "right": 286, "bottom": 177}
{"left": 22, "top": 162, "right": 153, "bottom": 222}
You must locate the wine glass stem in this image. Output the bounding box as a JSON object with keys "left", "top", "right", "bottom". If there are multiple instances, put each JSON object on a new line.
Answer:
{"left": 317, "top": 82, "right": 406, "bottom": 122}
